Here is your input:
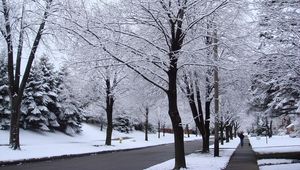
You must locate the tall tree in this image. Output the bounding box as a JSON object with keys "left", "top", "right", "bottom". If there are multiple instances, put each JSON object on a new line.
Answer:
{"left": 59, "top": 0, "right": 229, "bottom": 168}
{"left": 0, "top": 0, "right": 54, "bottom": 149}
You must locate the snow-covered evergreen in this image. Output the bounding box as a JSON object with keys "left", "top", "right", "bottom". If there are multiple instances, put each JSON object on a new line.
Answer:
{"left": 249, "top": 0, "right": 300, "bottom": 134}
{"left": 0, "top": 56, "right": 10, "bottom": 130}
{"left": 114, "top": 112, "right": 133, "bottom": 133}
{"left": 250, "top": 0, "right": 300, "bottom": 116}
{"left": 38, "top": 57, "right": 61, "bottom": 129}
{"left": 56, "top": 67, "right": 82, "bottom": 135}
{"left": 21, "top": 57, "right": 60, "bottom": 131}
{"left": 21, "top": 65, "right": 50, "bottom": 130}
{"left": 20, "top": 57, "right": 82, "bottom": 134}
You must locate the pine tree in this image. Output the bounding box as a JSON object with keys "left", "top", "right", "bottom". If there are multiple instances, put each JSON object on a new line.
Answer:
{"left": 0, "top": 56, "right": 10, "bottom": 130}
{"left": 114, "top": 112, "right": 133, "bottom": 133}
{"left": 56, "top": 67, "right": 82, "bottom": 135}
{"left": 250, "top": 0, "right": 300, "bottom": 118}
{"left": 21, "top": 65, "right": 49, "bottom": 130}
{"left": 38, "top": 57, "right": 60, "bottom": 129}
{"left": 21, "top": 56, "right": 60, "bottom": 131}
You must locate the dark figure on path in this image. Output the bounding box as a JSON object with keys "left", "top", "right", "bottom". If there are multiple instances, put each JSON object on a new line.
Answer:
{"left": 238, "top": 132, "right": 245, "bottom": 147}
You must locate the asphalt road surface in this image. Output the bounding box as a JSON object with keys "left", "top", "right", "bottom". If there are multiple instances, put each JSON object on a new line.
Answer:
{"left": 0, "top": 139, "right": 202, "bottom": 170}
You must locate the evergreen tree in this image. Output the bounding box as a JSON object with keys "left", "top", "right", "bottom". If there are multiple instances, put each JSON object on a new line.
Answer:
{"left": 21, "top": 56, "right": 60, "bottom": 131}
{"left": 21, "top": 65, "right": 49, "bottom": 130}
{"left": 250, "top": 0, "right": 300, "bottom": 118}
{"left": 56, "top": 67, "right": 82, "bottom": 135}
{"left": 114, "top": 112, "right": 133, "bottom": 133}
{"left": 38, "top": 57, "right": 61, "bottom": 129}
{"left": 0, "top": 56, "right": 10, "bottom": 130}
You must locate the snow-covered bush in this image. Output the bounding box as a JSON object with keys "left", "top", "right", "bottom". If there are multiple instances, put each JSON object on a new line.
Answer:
{"left": 133, "top": 122, "right": 156, "bottom": 133}
{"left": 114, "top": 113, "right": 133, "bottom": 133}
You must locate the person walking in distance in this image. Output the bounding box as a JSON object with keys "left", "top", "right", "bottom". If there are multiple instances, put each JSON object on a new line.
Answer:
{"left": 238, "top": 132, "right": 245, "bottom": 147}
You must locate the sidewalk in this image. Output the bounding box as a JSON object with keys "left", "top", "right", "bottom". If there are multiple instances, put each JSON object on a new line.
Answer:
{"left": 225, "top": 137, "right": 259, "bottom": 170}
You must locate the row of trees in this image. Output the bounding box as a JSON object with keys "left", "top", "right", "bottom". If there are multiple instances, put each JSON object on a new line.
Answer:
{"left": 1, "top": 0, "right": 251, "bottom": 169}
{"left": 57, "top": 0, "right": 249, "bottom": 168}
{"left": 249, "top": 0, "right": 300, "bottom": 134}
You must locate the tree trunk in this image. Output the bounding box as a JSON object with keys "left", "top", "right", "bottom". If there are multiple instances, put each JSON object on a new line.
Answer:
{"left": 270, "top": 122, "right": 272, "bottom": 137}
{"left": 203, "top": 100, "right": 211, "bottom": 153}
{"left": 158, "top": 121, "right": 160, "bottom": 138}
{"left": 234, "top": 126, "right": 238, "bottom": 138}
{"left": 163, "top": 124, "right": 165, "bottom": 137}
{"left": 225, "top": 125, "right": 230, "bottom": 143}
{"left": 168, "top": 62, "right": 186, "bottom": 169}
{"left": 145, "top": 107, "right": 149, "bottom": 141}
{"left": 9, "top": 96, "right": 21, "bottom": 149}
{"left": 185, "top": 124, "right": 190, "bottom": 138}
{"left": 100, "top": 123, "right": 103, "bottom": 131}
{"left": 220, "top": 121, "right": 224, "bottom": 145}
{"left": 229, "top": 124, "right": 233, "bottom": 140}
{"left": 105, "top": 79, "right": 114, "bottom": 146}
{"left": 203, "top": 15, "right": 214, "bottom": 154}
{"left": 213, "top": 28, "right": 220, "bottom": 157}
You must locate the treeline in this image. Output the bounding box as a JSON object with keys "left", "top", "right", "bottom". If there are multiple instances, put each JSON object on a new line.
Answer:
{"left": 0, "top": 55, "right": 82, "bottom": 135}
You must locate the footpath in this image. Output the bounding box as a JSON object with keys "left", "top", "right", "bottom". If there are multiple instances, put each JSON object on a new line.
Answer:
{"left": 225, "top": 137, "right": 259, "bottom": 170}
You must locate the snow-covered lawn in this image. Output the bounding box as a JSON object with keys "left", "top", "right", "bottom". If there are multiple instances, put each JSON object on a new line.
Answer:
{"left": 249, "top": 135, "right": 300, "bottom": 170}
{"left": 0, "top": 123, "right": 199, "bottom": 163}
{"left": 145, "top": 138, "right": 240, "bottom": 170}
{"left": 249, "top": 135, "right": 300, "bottom": 154}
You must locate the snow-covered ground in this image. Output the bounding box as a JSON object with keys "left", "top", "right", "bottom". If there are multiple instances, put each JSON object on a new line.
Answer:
{"left": 5, "top": 126, "right": 299, "bottom": 170}
{"left": 249, "top": 135, "right": 300, "bottom": 170}
{"left": 148, "top": 135, "right": 300, "bottom": 170}
{"left": 145, "top": 138, "right": 240, "bottom": 170}
{"left": 0, "top": 123, "right": 199, "bottom": 163}
{"left": 249, "top": 135, "right": 300, "bottom": 154}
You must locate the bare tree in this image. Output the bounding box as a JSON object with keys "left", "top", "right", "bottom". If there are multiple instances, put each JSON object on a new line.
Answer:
{"left": 109, "top": 1, "right": 228, "bottom": 168}
{"left": 77, "top": 63, "right": 127, "bottom": 146}
{"left": 58, "top": 0, "right": 228, "bottom": 168}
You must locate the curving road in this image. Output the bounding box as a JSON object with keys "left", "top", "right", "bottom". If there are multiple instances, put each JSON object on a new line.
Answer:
{"left": 0, "top": 140, "right": 203, "bottom": 170}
